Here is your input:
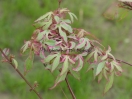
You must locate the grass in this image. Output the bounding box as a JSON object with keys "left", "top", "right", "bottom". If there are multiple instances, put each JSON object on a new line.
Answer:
{"left": 0, "top": 0, "right": 132, "bottom": 99}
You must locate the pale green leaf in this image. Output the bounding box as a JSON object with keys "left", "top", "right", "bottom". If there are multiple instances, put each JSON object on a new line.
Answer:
{"left": 60, "top": 56, "right": 69, "bottom": 75}
{"left": 25, "top": 51, "right": 34, "bottom": 71}
{"left": 52, "top": 54, "right": 61, "bottom": 72}
{"left": 45, "top": 64, "right": 52, "bottom": 70}
{"left": 108, "top": 53, "right": 115, "bottom": 60}
{"left": 59, "top": 27, "right": 67, "bottom": 42}
{"left": 104, "top": 71, "right": 114, "bottom": 94}
{"left": 50, "top": 72, "right": 67, "bottom": 89}
{"left": 56, "top": 72, "right": 67, "bottom": 83}
{"left": 73, "top": 58, "right": 83, "bottom": 71}
{"left": 33, "top": 21, "right": 47, "bottom": 28}
{"left": 101, "top": 54, "right": 108, "bottom": 60}
{"left": 63, "top": 19, "right": 71, "bottom": 24}
{"left": 69, "top": 64, "right": 80, "bottom": 80}
{"left": 85, "top": 41, "right": 91, "bottom": 50}
{"left": 98, "top": 72, "right": 103, "bottom": 83}
{"left": 95, "top": 61, "right": 106, "bottom": 76}
{"left": 45, "top": 39, "right": 56, "bottom": 46}
{"left": 60, "top": 8, "right": 69, "bottom": 13}
{"left": 36, "top": 30, "right": 48, "bottom": 41}
{"left": 69, "top": 41, "right": 76, "bottom": 49}
{"left": 110, "top": 63, "right": 114, "bottom": 72}
{"left": 85, "top": 52, "right": 94, "bottom": 62}
{"left": 68, "top": 12, "right": 78, "bottom": 23}
{"left": 61, "top": 23, "right": 73, "bottom": 33}
{"left": 12, "top": 59, "right": 18, "bottom": 69}
{"left": 103, "top": 68, "right": 108, "bottom": 80}
{"left": 54, "top": 16, "right": 60, "bottom": 23}
{"left": 94, "top": 51, "right": 98, "bottom": 62}
{"left": 113, "top": 61, "right": 123, "bottom": 72}
{"left": 44, "top": 54, "right": 57, "bottom": 63}
{"left": 42, "top": 18, "right": 52, "bottom": 30}
{"left": 21, "top": 41, "right": 30, "bottom": 53}
{"left": 76, "top": 40, "right": 86, "bottom": 49}
{"left": 35, "top": 12, "right": 53, "bottom": 22}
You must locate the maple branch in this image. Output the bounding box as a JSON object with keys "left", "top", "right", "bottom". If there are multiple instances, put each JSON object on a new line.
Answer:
{"left": 0, "top": 48, "right": 43, "bottom": 99}
{"left": 86, "top": 35, "right": 132, "bottom": 67}
{"left": 65, "top": 77, "right": 76, "bottom": 99}
{"left": 108, "top": 57, "right": 132, "bottom": 66}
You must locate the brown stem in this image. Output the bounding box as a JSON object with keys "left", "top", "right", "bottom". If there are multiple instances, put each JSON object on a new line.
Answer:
{"left": 65, "top": 77, "right": 76, "bottom": 99}
{"left": 58, "top": 0, "right": 62, "bottom": 8}
{"left": 109, "top": 57, "right": 132, "bottom": 66}
{"left": 0, "top": 48, "right": 43, "bottom": 99}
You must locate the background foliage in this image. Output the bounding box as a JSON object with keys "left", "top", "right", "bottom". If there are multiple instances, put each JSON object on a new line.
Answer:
{"left": 0, "top": 0, "right": 132, "bottom": 99}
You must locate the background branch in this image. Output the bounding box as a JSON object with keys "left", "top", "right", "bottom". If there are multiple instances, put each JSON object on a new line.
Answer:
{"left": 0, "top": 48, "right": 43, "bottom": 99}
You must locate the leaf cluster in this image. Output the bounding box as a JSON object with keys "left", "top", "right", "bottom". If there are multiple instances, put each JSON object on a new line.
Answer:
{"left": 20, "top": 8, "right": 123, "bottom": 94}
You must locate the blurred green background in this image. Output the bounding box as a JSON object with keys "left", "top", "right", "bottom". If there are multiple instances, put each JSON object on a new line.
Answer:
{"left": 0, "top": 0, "right": 132, "bottom": 99}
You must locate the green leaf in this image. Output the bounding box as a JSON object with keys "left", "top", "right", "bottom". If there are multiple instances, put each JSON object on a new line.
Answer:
{"left": 39, "top": 50, "right": 45, "bottom": 58}
{"left": 86, "top": 63, "right": 97, "bottom": 72}
{"left": 76, "top": 40, "right": 86, "bottom": 49}
{"left": 45, "top": 64, "right": 52, "bottom": 70}
{"left": 60, "top": 8, "right": 69, "bottom": 13}
{"left": 69, "top": 64, "right": 80, "bottom": 80}
{"left": 94, "top": 51, "right": 98, "bottom": 62}
{"left": 108, "top": 53, "right": 115, "bottom": 60}
{"left": 110, "top": 63, "right": 114, "bottom": 72}
{"left": 61, "top": 23, "right": 73, "bottom": 33}
{"left": 56, "top": 72, "right": 67, "bottom": 83}
{"left": 35, "top": 12, "right": 53, "bottom": 22}
{"left": 113, "top": 61, "right": 123, "bottom": 72}
{"left": 45, "top": 39, "right": 56, "bottom": 46}
{"left": 52, "top": 54, "right": 61, "bottom": 72}
{"left": 12, "top": 59, "right": 18, "bottom": 69}
{"left": 68, "top": 12, "right": 78, "bottom": 23}
{"left": 60, "top": 56, "right": 69, "bottom": 75}
{"left": 44, "top": 54, "right": 57, "bottom": 63}
{"left": 73, "top": 57, "right": 83, "bottom": 71}
{"left": 25, "top": 51, "right": 34, "bottom": 71}
{"left": 85, "top": 52, "right": 94, "bottom": 62}
{"left": 95, "top": 61, "right": 106, "bottom": 76}
{"left": 63, "top": 19, "right": 71, "bottom": 24}
{"left": 98, "top": 72, "right": 103, "bottom": 83}
{"left": 69, "top": 41, "right": 76, "bottom": 49}
{"left": 54, "top": 16, "right": 60, "bottom": 23}
{"left": 50, "top": 72, "right": 67, "bottom": 89}
{"left": 103, "top": 68, "right": 108, "bottom": 80}
{"left": 36, "top": 31, "right": 47, "bottom": 41}
{"left": 33, "top": 21, "right": 47, "bottom": 28}
{"left": 21, "top": 41, "right": 30, "bottom": 53}
{"left": 101, "top": 54, "right": 108, "bottom": 60}
{"left": 59, "top": 27, "right": 67, "bottom": 42}
{"left": 42, "top": 18, "right": 52, "bottom": 30}
{"left": 104, "top": 71, "right": 114, "bottom": 94}
{"left": 85, "top": 41, "right": 91, "bottom": 50}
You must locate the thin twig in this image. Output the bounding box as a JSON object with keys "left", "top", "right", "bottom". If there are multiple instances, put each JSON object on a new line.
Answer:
{"left": 73, "top": 28, "right": 132, "bottom": 66}
{"left": 61, "top": 86, "right": 69, "bottom": 99}
{"left": 0, "top": 48, "right": 43, "bottom": 99}
{"left": 109, "top": 57, "right": 132, "bottom": 66}
{"left": 65, "top": 77, "right": 76, "bottom": 99}
{"left": 58, "top": 0, "right": 62, "bottom": 8}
